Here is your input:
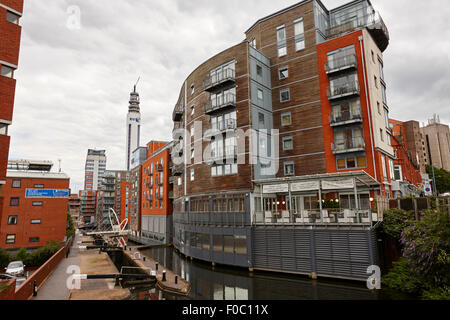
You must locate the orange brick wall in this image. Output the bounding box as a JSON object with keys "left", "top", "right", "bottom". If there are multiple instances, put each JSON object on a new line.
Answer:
{"left": 1, "top": 177, "right": 70, "bottom": 250}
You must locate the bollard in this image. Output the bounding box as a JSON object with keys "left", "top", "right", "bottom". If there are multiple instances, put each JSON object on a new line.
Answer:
{"left": 155, "top": 263, "right": 158, "bottom": 271}
{"left": 162, "top": 270, "right": 166, "bottom": 282}
{"left": 33, "top": 280, "right": 37, "bottom": 297}
{"left": 175, "top": 276, "right": 178, "bottom": 284}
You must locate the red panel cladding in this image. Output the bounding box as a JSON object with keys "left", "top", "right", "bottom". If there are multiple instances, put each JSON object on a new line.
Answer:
{"left": 0, "top": 0, "right": 24, "bottom": 13}
{"left": 0, "top": 76, "right": 16, "bottom": 122}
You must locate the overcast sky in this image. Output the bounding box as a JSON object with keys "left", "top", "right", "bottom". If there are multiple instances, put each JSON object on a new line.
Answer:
{"left": 9, "top": 0, "right": 450, "bottom": 192}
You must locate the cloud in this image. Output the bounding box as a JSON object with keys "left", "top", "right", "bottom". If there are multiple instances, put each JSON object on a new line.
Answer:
{"left": 8, "top": 0, "right": 450, "bottom": 192}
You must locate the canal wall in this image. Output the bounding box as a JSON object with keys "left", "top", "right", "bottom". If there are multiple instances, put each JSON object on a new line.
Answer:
{"left": 174, "top": 224, "right": 379, "bottom": 281}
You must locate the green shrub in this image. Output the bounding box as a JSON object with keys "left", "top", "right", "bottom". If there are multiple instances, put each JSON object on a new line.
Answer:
{"left": 382, "top": 209, "right": 414, "bottom": 239}
{"left": 0, "top": 249, "right": 11, "bottom": 269}
{"left": 15, "top": 247, "right": 28, "bottom": 263}
{"left": 382, "top": 258, "right": 423, "bottom": 294}
{"left": 66, "top": 212, "right": 75, "bottom": 238}
{"left": 26, "top": 241, "right": 62, "bottom": 267}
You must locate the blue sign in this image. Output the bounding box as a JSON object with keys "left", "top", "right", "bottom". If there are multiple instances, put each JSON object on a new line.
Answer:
{"left": 25, "top": 189, "right": 70, "bottom": 198}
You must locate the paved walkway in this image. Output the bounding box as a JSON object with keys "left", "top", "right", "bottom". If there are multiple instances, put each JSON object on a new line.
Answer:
{"left": 32, "top": 231, "right": 81, "bottom": 300}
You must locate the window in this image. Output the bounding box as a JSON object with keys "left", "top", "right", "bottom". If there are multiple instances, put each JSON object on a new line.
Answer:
{"left": 276, "top": 25, "right": 287, "bottom": 57}
{"left": 31, "top": 219, "right": 41, "bottom": 224}
{"left": 281, "top": 112, "right": 292, "bottom": 126}
{"left": 6, "top": 234, "right": 15, "bottom": 244}
{"left": 34, "top": 184, "right": 44, "bottom": 188}
{"left": 29, "top": 237, "right": 40, "bottom": 243}
{"left": 190, "top": 147, "right": 194, "bottom": 160}
{"left": 374, "top": 76, "right": 378, "bottom": 88}
{"left": 327, "top": 45, "right": 355, "bottom": 70}
{"left": 378, "top": 59, "right": 385, "bottom": 82}
{"left": 9, "top": 197, "right": 19, "bottom": 206}
{"left": 190, "top": 169, "right": 194, "bottom": 181}
{"left": 0, "top": 123, "right": 7, "bottom": 135}
{"left": 381, "top": 155, "right": 388, "bottom": 180}
{"left": 280, "top": 88, "right": 290, "bottom": 102}
{"left": 177, "top": 177, "right": 182, "bottom": 186}
{"left": 6, "top": 11, "right": 20, "bottom": 24}
{"left": 12, "top": 180, "right": 21, "bottom": 188}
{"left": 279, "top": 66, "right": 288, "bottom": 80}
{"left": 258, "top": 112, "right": 265, "bottom": 127}
{"left": 257, "top": 88, "right": 263, "bottom": 101}
{"left": 284, "top": 162, "right": 295, "bottom": 176}
{"left": 282, "top": 136, "right": 293, "bottom": 150}
{"left": 380, "top": 128, "right": 384, "bottom": 142}
{"left": 371, "top": 50, "right": 375, "bottom": 63}
{"left": 381, "top": 84, "right": 387, "bottom": 105}
{"left": 377, "top": 102, "right": 381, "bottom": 115}
{"left": 190, "top": 83, "right": 195, "bottom": 95}
{"left": 190, "top": 125, "right": 194, "bottom": 138}
{"left": 190, "top": 105, "right": 195, "bottom": 116}
{"left": 256, "top": 64, "right": 263, "bottom": 77}
{"left": 8, "top": 216, "right": 17, "bottom": 225}
{"left": 249, "top": 38, "right": 256, "bottom": 48}
{"left": 0, "top": 65, "right": 14, "bottom": 78}
{"left": 394, "top": 165, "right": 402, "bottom": 181}
{"left": 337, "top": 155, "right": 366, "bottom": 170}
{"left": 294, "top": 18, "right": 305, "bottom": 51}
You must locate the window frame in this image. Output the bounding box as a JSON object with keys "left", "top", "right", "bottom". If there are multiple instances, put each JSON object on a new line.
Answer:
{"left": 9, "top": 197, "right": 19, "bottom": 207}
{"left": 256, "top": 64, "right": 263, "bottom": 77}
{"left": 8, "top": 216, "right": 18, "bottom": 225}
{"left": 257, "top": 88, "right": 263, "bottom": 101}
{"left": 282, "top": 136, "right": 293, "bottom": 151}
{"left": 281, "top": 112, "right": 292, "bottom": 126}
{"left": 6, "top": 234, "right": 16, "bottom": 244}
{"left": 284, "top": 161, "right": 295, "bottom": 176}
{"left": 278, "top": 66, "right": 289, "bottom": 80}
{"left": 280, "top": 88, "right": 290, "bottom": 103}
{"left": 12, "top": 179, "right": 21, "bottom": 188}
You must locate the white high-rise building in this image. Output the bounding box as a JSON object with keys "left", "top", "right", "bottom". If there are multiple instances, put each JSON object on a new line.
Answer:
{"left": 126, "top": 85, "right": 141, "bottom": 171}
{"left": 84, "top": 149, "right": 106, "bottom": 191}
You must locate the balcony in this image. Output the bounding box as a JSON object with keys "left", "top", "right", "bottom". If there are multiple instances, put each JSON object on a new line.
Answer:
{"left": 329, "top": 112, "right": 363, "bottom": 127}
{"left": 205, "top": 119, "right": 237, "bottom": 137}
{"left": 327, "top": 81, "right": 360, "bottom": 101}
{"left": 209, "top": 146, "right": 238, "bottom": 163}
{"left": 203, "top": 69, "right": 235, "bottom": 92}
{"left": 172, "top": 164, "right": 183, "bottom": 176}
{"left": 172, "top": 107, "right": 183, "bottom": 122}
{"left": 204, "top": 93, "right": 236, "bottom": 115}
{"left": 326, "top": 11, "right": 389, "bottom": 52}
{"left": 325, "top": 54, "right": 357, "bottom": 75}
{"left": 332, "top": 137, "right": 366, "bottom": 154}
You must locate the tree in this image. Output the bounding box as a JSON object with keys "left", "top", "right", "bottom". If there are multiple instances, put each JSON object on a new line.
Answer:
{"left": 66, "top": 212, "right": 75, "bottom": 238}
{"left": 0, "top": 249, "right": 11, "bottom": 269}
{"left": 426, "top": 165, "right": 450, "bottom": 194}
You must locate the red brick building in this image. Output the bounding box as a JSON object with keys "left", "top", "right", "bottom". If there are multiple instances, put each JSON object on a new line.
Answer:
{"left": 389, "top": 119, "right": 422, "bottom": 197}
{"left": 0, "top": 0, "right": 24, "bottom": 235}
{"left": 0, "top": 160, "right": 70, "bottom": 251}
{"left": 140, "top": 141, "right": 173, "bottom": 244}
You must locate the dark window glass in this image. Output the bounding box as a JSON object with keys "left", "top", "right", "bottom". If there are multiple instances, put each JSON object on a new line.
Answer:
{"left": 12, "top": 180, "right": 21, "bottom": 188}
{"left": 8, "top": 216, "right": 17, "bottom": 225}
{"left": 29, "top": 237, "right": 40, "bottom": 243}
{"left": 9, "top": 198, "right": 19, "bottom": 206}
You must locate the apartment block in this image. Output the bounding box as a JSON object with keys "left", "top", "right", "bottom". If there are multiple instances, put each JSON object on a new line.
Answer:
{"left": 170, "top": 0, "right": 391, "bottom": 281}
{"left": 83, "top": 149, "right": 106, "bottom": 191}
{"left": 0, "top": 160, "right": 69, "bottom": 251}
{"left": 404, "top": 120, "right": 427, "bottom": 173}
{"left": 0, "top": 0, "right": 24, "bottom": 234}
{"left": 68, "top": 193, "right": 81, "bottom": 226}
{"left": 140, "top": 141, "right": 173, "bottom": 244}
{"left": 421, "top": 115, "right": 450, "bottom": 172}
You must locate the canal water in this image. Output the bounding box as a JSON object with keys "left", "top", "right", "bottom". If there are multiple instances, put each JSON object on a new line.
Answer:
{"left": 126, "top": 246, "right": 414, "bottom": 300}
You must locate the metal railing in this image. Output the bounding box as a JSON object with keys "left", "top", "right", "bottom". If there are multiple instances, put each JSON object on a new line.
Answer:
{"left": 204, "top": 92, "right": 236, "bottom": 114}
{"left": 210, "top": 146, "right": 238, "bottom": 162}
{"left": 253, "top": 209, "right": 377, "bottom": 225}
{"left": 173, "top": 212, "right": 249, "bottom": 227}
{"left": 205, "top": 119, "right": 237, "bottom": 137}
{"left": 326, "top": 11, "right": 389, "bottom": 42}
{"left": 325, "top": 54, "right": 357, "bottom": 73}
{"left": 331, "top": 137, "right": 365, "bottom": 153}
{"left": 329, "top": 111, "right": 362, "bottom": 125}
{"left": 203, "top": 69, "right": 235, "bottom": 91}
{"left": 327, "top": 80, "right": 360, "bottom": 99}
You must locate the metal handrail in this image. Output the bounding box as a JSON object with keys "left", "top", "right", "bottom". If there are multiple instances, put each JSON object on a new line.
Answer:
{"left": 327, "top": 81, "right": 360, "bottom": 98}
{"left": 326, "top": 11, "right": 389, "bottom": 40}
{"left": 204, "top": 93, "right": 236, "bottom": 113}
{"left": 332, "top": 137, "right": 365, "bottom": 152}
{"left": 330, "top": 111, "right": 362, "bottom": 124}
{"left": 325, "top": 54, "right": 357, "bottom": 72}
{"left": 203, "top": 68, "right": 235, "bottom": 90}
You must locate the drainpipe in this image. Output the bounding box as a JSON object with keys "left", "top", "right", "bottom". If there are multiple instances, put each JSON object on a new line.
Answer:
{"left": 358, "top": 35, "right": 378, "bottom": 182}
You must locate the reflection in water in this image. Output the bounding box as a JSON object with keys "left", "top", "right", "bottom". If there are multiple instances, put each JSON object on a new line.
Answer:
{"left": 128, "top": 246, "right": 413, "bottom": 300}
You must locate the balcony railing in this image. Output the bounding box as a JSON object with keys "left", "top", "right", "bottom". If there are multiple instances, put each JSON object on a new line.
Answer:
{"left": 326, "top": 11, "right": 389, "bottom": 52}
{"left": 203, "top": 69, "right": 235, "bottom": 92}
{"left": 327, "top": 81, "right": 360, "bottom": 100}
{"left": 205, "top": 119, "right": 237, "bottom": 137}
{"left": 209, "top": 146, "right": 238, "bottom": 163}
{"left": 204, "top": 93, "right": 236, "bottom": 115}
{"left": 172, "top": 107, "right": 183, "bottom": 122}
{"left": 331, "top": 137, "right": 366, "bottom": 154}
{"left": 325, "top": 54, "right": 357, "bottom": 75}
{"left": 172, "top": 164, "right": 183, "bottom": 176}
{"left": 329, "top": 112, "right": 363, "bottom": 127}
